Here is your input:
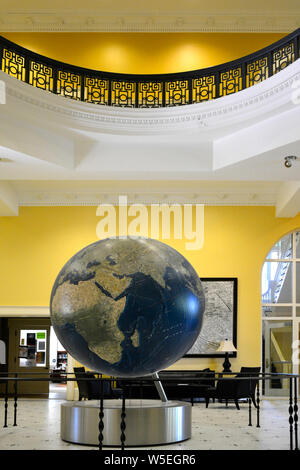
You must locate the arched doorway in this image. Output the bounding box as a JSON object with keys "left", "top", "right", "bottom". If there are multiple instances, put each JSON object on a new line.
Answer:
{"left": 262, "top": 229, "right": 300, "bottom": 396}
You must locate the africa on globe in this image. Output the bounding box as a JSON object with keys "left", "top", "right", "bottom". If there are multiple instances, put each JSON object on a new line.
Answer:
{"left": 50, "top": 237, "right": 205, "bottom": 377}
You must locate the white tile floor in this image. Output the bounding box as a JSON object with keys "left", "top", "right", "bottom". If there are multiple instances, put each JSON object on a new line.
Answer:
{"left": 0, "top": 397, "right": 293, "bottom": 451}
{"left": 49, "top": 383, "right": 67, "bottom": 400}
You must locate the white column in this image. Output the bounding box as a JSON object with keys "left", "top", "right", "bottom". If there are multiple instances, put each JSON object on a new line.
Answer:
{"left": 66, "top": 354, "right": 77, "bottom": 401}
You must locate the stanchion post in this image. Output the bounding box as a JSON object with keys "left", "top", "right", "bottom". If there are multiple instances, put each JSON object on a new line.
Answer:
{"left": 294, "top": 376, "right": 298, "bottom": 451}
{"left": 256, "top": 378, "right": 260, "bottom": 428}
{"left": 13, "top": 374, "right": 18, "bottom": 426}
{"left": 289, "top": 377, "right": 294, "bottom": 450}
{"left": 120, "top": 395, "right": 126, "bottom": 451}
{"left": 98, "top": 378, "right": 104, "bottom": 451}
{"left": 248, "top": 377, "right": 252, "bottom": 426}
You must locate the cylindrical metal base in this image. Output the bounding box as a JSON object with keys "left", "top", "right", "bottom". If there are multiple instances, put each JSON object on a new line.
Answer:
{"left": 61, "top": 399, "right": 191, "bottom": 447}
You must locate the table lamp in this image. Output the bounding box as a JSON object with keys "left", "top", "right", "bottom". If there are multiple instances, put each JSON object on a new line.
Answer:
{"left": 217, "top": 339, "right": 237, "bottom": 373}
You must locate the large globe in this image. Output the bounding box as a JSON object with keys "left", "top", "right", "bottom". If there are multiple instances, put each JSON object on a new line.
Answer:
{"left": 50, "top": 237, "right": 205, "bottom": 377}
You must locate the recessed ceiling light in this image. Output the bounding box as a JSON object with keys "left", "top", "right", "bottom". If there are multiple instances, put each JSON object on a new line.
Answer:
{"left": 0, "top": 157, "right": 13, "bottom": 163}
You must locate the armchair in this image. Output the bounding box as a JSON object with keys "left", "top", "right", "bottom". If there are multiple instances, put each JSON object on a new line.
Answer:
{"left": 73, "top": 367, "right": 122, "bottom": 400}
{"left": 205, "top": 367, "right": 260, "bottom": 410}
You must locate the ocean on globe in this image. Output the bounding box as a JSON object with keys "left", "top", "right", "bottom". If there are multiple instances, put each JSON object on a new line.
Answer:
{"left": 50, "top": 237, "right": 205, "bottom": 377}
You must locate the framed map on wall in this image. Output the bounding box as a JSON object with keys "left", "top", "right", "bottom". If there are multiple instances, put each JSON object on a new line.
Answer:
{"left": 184, "top": 278, "right": 237, "bottom": 357}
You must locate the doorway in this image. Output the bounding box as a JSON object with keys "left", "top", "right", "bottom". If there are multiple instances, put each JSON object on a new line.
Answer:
{"left": 263, "top": 320, "right": 292, "bottom": 396}
{"left": 8, "top": 318, "right": 51, "bottom": 397}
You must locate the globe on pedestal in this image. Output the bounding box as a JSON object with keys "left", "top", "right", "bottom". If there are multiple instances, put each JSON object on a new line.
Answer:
{"left": 50, "top": 237, "right": 205, "bottom": 377}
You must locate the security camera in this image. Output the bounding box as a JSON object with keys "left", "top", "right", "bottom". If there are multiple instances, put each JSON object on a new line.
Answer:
{"left": 284, "top": 156, "right": 298, "bottom": 168}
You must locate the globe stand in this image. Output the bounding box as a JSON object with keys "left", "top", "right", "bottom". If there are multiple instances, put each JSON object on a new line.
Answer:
{"left": 60, "top": 399, "right": 191, "bottom": 447}
{"left": 152, "top": 372, "right": 168, "bottom": 402}
{"left": 61, "top": 371, "right": 192, "bottom": 446}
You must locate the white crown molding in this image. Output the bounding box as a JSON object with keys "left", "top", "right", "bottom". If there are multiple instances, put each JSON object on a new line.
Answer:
{"left": 0, "top": 10, "right": 298, "bottom": 32}
{"left": 1, "top": 58, "right": 300, "bottom": 136}
{"left": 0, "top": 306, "right": 49, "bottom": 317}
{"left": 18, "top": 195, "right": 277, "bottom": 206}
{"left": 14, "top": 181, "right": 279, "bottom": 207}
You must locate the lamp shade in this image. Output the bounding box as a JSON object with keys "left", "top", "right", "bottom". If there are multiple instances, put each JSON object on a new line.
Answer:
{"left": 217, "top": 339, "right": 237, "bottom": 353}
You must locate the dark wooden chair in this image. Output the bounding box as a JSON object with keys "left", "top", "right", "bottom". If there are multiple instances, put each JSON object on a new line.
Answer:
{"left": 205, "top": 366, "right": 261, "bottom": 410}
{"left": 73, "top": 367, "right": 122, "bottom": 400}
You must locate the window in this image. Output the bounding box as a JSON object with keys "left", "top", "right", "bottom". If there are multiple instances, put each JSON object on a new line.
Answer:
{"left": 262, "top": 230, "right": 300, "bottom": 396}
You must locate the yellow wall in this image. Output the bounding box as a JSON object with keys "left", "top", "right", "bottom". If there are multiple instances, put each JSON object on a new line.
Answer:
{"left": 1, "top": 205, "right": 300, "bottom": 373}
{"left": 2, "top": 33, "right": 285, "bottom": 74}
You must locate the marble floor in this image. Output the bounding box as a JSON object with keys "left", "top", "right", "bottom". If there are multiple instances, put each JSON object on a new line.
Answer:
{"left": 0, "top": 397, "right": 291, "bottom": 451}
{"left": 49, "top": 383, "right": 67, "bottom": 400}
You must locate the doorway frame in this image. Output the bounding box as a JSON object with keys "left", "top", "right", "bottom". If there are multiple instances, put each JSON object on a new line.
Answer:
{"left": 7, "top": 317, "right": 51, "bottom": 397}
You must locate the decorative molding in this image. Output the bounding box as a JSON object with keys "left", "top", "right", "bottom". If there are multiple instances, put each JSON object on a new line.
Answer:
{"left": 2, "top": 58, "right": 300, "bottom": 134}
{"left": 0, "top": 53, "right": 298, "bottom": 212}
{"left": 19, "top": 200, "right": 277, "bottom": 207}
{"left": 0, "top": 10, "right": 297, "bottom": 32}
{"left": 17, "top": 189, "right": 278, "bottom": 206}
{"left": 1, "top": 30, "right": 298, "bottom": 110}
{"left": 0, "top": 306, "right": 50, "bottom": 317}
{"left": 13, "top": 180, "right": 279, "bottom": 208}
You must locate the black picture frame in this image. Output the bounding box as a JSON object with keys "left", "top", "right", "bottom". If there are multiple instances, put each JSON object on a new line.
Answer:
{"left": 184, "top": 277, "right": 238, "bottom": 358}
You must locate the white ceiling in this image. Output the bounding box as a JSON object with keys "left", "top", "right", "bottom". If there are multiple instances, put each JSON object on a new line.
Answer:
{"left": 0, "top": 0, "right": 299, "bottom": 32}
{"left": 0, "top": 56, "right": 299, "bottom": 217}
